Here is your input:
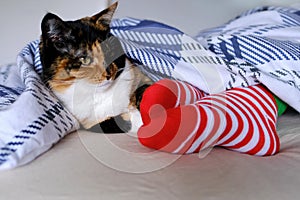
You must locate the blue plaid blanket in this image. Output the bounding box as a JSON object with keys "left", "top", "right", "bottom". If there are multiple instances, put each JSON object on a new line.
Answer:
{"left": 1, "top": 6, "right": 300, "bottom": 170}
{"left": 110, "top": 6, "right": 300, "bottom": 110}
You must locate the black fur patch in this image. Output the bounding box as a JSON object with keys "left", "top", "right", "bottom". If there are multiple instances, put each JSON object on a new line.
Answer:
{"left": 101, "top": 34, "right": 126, "bottom": 79}
{"left": 134, "top": 84, "right": 151, "bottom": 110}
{"left": 87, "top": 115, "right": 132, "bottom": 133}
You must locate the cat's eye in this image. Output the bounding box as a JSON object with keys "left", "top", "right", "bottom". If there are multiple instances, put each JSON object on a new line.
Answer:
{"left": 79, "top": 56, "right": 92, "bottom": 66}
{"left": 54, "top": 41, "right": 66, "bottom": 49}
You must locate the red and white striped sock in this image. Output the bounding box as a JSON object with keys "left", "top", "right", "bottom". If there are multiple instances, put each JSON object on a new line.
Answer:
{"left": 138, "top": 79, "right": 280, "bottom": 156}
{"left": 140, "top": 79, "right": 207, "bottom": 124}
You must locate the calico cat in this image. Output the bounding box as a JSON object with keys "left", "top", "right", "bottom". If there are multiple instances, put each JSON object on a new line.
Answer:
{"left": 39, "top": 2, "right": 152, "bottom": 133}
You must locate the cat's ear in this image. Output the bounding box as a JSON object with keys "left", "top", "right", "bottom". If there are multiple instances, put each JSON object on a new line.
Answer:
{"left": 90, "top": 2, "right": 118, "bottom": 31}
{"left": 41, "top": 13, "right": 67, "bottom": 39}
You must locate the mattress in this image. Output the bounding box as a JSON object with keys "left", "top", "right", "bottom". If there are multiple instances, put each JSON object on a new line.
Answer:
{"left": 0, "top": 109, "right": 299, "bottom": 200}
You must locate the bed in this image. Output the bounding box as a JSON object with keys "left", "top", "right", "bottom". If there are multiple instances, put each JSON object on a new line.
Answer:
{"left": 0, "top": 109, "right": 299, "bottom": 200}
{"left": 1, "top": 0, "right": 300, "bottom": 199}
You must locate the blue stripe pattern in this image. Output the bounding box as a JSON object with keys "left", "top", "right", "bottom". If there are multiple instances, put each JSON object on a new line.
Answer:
{"left": 111, "top": 18, "right": 183, "bottom": 80}
{"left": 0, "top": 40, "right": 78, "bottom": 169}
{"left": 196, "top": 6, "right": 300, "bottom": 91}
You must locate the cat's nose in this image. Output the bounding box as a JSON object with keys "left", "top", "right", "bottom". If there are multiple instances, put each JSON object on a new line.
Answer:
{"left": 72, "top": 62, "right": 81, "bottom": 69}
{"left": 66, "top": 62, "right": 81, "bottom": 70}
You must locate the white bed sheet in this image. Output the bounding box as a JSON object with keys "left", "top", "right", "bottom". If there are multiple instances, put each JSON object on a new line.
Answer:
{"left": 0, "top": 109, "right": 299, "bottom": 200}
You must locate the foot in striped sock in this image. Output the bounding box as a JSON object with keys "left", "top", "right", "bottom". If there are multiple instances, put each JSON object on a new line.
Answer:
{"left": 137, "top": 79, "right": 280, "bottom": 156}
{"left": 139, "top": 79, "right": 207, "bottom": 125}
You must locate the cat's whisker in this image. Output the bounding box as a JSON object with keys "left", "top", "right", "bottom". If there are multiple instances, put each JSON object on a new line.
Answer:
{"left": 121, "top": 77, "right": 135, "bottom": 82}
{"left": 116, "top": 68, "right": 124, "bottom": 73}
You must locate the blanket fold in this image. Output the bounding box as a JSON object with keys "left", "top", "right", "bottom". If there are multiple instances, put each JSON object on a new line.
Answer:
{"left": 0, "top": 6, "right": 299, "bottom": 170}
{"left": 110, "top": 6, "right": 300, "bottom": 112}
{"left": 0, "top": 41, "right": 79, "bottom": 170}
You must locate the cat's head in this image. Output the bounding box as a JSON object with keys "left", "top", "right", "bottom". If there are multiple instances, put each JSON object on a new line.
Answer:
{"left": 39, "top": 2, "right": 126, "bottom": 91}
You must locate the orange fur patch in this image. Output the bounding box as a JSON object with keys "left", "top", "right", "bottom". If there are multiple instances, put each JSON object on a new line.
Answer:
{"left": 48, "top": 41, "right": 110, "bottom": 92}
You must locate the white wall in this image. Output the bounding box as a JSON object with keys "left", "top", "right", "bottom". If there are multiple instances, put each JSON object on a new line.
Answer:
{"left": 114, "top": 0, "right": 300, "bottom": 35}
{"left": 1, "top": 0, "right": 300, "bottom": 64}
{"left": 0, "top": 0, "right": 108, "bottom": 64}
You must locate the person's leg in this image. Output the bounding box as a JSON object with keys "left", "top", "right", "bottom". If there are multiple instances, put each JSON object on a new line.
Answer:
{"left": 138, "top": 80, "right": 279, "bottom": 156}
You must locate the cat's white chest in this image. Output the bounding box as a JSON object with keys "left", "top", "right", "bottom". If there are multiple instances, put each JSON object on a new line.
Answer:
{"left": 54, "top": 64, "right": 139, "bottom": 129}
